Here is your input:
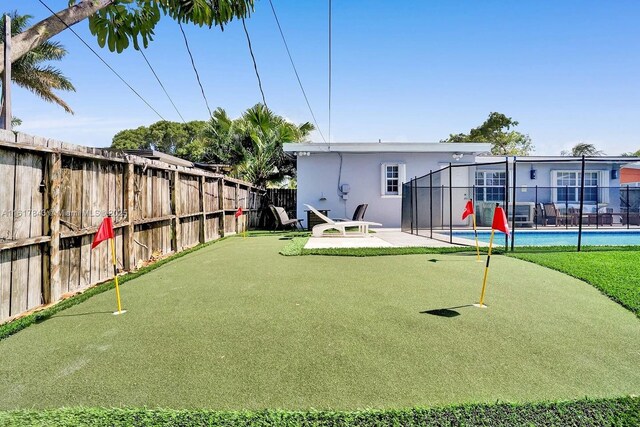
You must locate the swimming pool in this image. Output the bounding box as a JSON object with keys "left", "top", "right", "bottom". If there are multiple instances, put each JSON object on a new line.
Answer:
{"left": 451, "top": 230, "right": 640, "bottom": 246}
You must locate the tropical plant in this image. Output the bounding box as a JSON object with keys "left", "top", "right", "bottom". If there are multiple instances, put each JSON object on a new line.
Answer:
{"left": 561, "top": 143, "right": 604, "bottom": 156}
{"left": 0, "top": 0, "right": 254, "bottom": 74}
{"left": 206, "top": 104, "right": 313, "bottom": 187}
{"left": 441, "top": 112, "right": 534, "bottom": 155}
{"left": 111, "top": 104, "right": 312, "bottom": 186}
{"left": 1, "top": 12, "right": 75, "bottom": 114}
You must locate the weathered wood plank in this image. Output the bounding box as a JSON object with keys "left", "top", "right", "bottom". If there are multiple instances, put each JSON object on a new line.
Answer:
{"left": 71, "top": 158, "right": 84, "bottom": 229}
{"left": 27, "top": 245, "right": 42, "bottom": 309}
{"left": 47, "top": 152, "right": 62, "bottom": 303}
{"left": 10, "top": 247, "right": 29, "bottom": 316}
{"left": 0, "top": 236, "right": 51, "bottom": 250}
{"left": 12, "top": 152, "right": 34, "bottom": 240}
{"left": 68, "top": 237, "right": 80, "bottom": 292}
{"left": 79, "top": 235, "right": 91, "bottom": 289}
{"left": 123, "top": 163, "right": 134, "bottom": 270}
{"left": 0, "top": 250, "right": 11, "bottom": 321}
{"left": 172, "top": 171, "right": 181, "bottom": 252}
{"left": 0, "top": 148, "right": 16, "bottom": 241}
{"left": 59, "top": 238, "right": 70, "bottom": 295}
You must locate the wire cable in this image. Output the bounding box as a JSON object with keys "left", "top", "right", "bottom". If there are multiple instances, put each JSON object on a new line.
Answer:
{"left": 267, "top": 0, "right": 326, "bottom": 143}
{"left": 328, "top": 0, "right": 332, "bottom": 145}
{"left": 139, "top": 49, "right": 186, "bottom": 123}
{"left": 178, "top": 21, "right": 212, "bottom": 117}
{"left": 241, "top": 17, "right": 268, "bottom": 108}
{"left": 37, "top": 0, "right": 167, "bottom": 121}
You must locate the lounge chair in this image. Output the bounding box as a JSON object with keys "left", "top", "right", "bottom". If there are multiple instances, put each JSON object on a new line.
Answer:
{"left": 269, "top": 205, "right": 303, "bottom": 230}
{"left": 542, "top": 203, "right": 559, "bottom": 226}
{"left": 332, "top": 203, "right": 368, "bottom": 222}
{"left": 304, "top": 204, "right": 381, "bottom": 237}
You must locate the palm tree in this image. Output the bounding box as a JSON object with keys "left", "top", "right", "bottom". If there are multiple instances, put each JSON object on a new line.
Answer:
{"left": 561, "top": 143, "right": 604, "bottom": 156}
{"left": 1, "top": 12, "right": 75, "bottom": 116}
{"left": 205, "top": 104, "right": 313, "bottom": 187}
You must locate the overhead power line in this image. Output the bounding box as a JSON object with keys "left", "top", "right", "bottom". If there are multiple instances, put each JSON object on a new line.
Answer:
{"left": 328, "top": 0, "right": 332, "bottom": 145}
{"left": 138, "top": 49, "right": 186, "bottom": 123}
{"left": 178, "top": 21, "right": 213, "bottom": 118}
{"left": 38, "top": 0, "right": 167, "bottom": 121}
{"left": 241, "top": 17, "right": 268, "bottom": 108}
{"left": 268, "top": 0, "right": 326, "bottom": 143}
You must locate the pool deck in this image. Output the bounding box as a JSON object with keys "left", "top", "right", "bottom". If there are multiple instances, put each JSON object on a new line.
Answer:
{"left": 304, "top": 228, "right": 486, "bottom": 249}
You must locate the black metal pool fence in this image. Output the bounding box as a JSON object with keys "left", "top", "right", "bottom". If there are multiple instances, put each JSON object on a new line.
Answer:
{"left": 401, "top": 156, "right": 640, "bottom": 251}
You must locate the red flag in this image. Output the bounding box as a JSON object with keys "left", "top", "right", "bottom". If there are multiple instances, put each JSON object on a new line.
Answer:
{"left": 234, "top": 207, "right": 243, "bottom": 218}
{"left": 491, "top": 206, "right": 510, "bottom": 236}
{"left": 462, "top": 200, "right": 474, "bottom": 220}
{"left": 91, "top": 217, "right": 115, "bottom": 249}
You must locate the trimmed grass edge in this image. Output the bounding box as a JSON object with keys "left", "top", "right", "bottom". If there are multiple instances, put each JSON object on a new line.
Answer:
{"left": 0, "top": 236, "right": 231, "bottom": 342}
{"left": 0, "top": 396, "right": 638, "bottom": 427}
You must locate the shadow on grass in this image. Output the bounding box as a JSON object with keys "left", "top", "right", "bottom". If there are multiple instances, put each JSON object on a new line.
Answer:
{"left": 420, "top": 304, "right": 475, "bottom": 317}
{"left": 51, "top": 311, "right": 115, "bottom": 319}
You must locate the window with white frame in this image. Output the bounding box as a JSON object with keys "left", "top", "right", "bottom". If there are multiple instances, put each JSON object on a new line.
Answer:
{"left": 475, "top": 171, "right": 506, "bottom": 202}
{"left": 381, "top": 163, "right": 405, "bottom": 196}
{"left": 554, "top": 171, "right": 599, "bottom": 203}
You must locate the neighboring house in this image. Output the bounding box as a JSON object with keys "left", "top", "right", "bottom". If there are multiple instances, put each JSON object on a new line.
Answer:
{"left": 473, "top": 156, "right": 640, "bottom": 227}
{"left": 283, "top": 142, "right": 491, "bottom": 228}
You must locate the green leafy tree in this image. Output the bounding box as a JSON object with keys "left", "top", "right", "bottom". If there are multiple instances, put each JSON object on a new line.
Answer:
{"left": 622, "top": 149, "right": 640, "bottom": 157}
{"left": 0, "top": 0, "right": 254, "bottom": 74}
{"left": 111, "top": 120, "right": 208, "bottom": 162}
{"left": 112, "top": 105, "right": 312, "bottom": 186}
{"left": 441, "top": 112, "right": 534, "bottom": 155}
{"left": 1, "top": 12, "right": 75, "bottom": 115}
{"left": 561, "top": 143, "right": 604, "bottom": 156}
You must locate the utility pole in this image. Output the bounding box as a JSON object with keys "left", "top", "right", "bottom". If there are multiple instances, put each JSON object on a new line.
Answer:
{"left": 1, "top": 14, "right": 11, "bottom": 130}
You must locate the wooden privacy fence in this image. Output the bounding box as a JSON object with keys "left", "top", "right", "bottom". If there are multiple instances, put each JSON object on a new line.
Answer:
{"left": 265, "top": 189, "right": 296, "bottom": 216}
{"left": 0, "top": 130, "right": 264, "bottom": 323}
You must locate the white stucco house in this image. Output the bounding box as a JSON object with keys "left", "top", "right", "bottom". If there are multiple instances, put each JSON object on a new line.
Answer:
{"left": 283, "top": 142, "right": 491, "bottom": 228}
{"left": 283, "top": 142, "right": 640, "bottom": 229}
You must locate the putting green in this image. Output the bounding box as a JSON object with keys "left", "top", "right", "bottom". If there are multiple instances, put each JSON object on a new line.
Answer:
{"left": 0, "top": 236, "right": 638, "bottom": 410}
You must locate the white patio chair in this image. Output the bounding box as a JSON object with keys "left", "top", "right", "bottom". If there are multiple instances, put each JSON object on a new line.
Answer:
{"left": 304, "top": 204, "right": 381, "bottom": 237}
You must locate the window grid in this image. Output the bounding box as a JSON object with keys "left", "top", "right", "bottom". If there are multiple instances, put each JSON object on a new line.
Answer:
{"left": 386, "top": 165, "right": 399, "bottom": 195}
{"left": 475, "top": 171, "right": 506, "bottom": 202}
{"left": 555, "top": 171, "right": 599, "bottom": 203}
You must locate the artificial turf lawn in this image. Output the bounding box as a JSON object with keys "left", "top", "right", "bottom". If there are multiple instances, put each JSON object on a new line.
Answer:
{"left": 511, "top": 250, "right": 640, "bottom": 318}
{"left": 0, "top": 235, "right": 638, "bottom": 410}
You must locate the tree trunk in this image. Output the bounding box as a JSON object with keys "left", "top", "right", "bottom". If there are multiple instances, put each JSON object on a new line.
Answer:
{"left": 0, "top": 0, "right": 114, "bottom": 74}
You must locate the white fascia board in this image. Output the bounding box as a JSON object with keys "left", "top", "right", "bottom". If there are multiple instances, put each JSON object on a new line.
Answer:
{"left": 476, "top": 155, "right": 640, "bottom": 163}
{"left": 283, "top": 142, "right": 492, "bottom": 154}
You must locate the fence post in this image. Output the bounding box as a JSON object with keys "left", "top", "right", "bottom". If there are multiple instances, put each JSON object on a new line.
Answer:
{"left": 449, "top": 163, "right": 453, "bottom": 244}
{"left": 511, "top": 157, "right": 517, "bottom": 251}
{"left": 504, "top": 158, "right": 509, "bottom": 249}
{"left": 172, "top": 170, "right": 182, "bottom": 252}
{"left": 235, "top": 182, "right": 240, "bottom": 234}
{"left": 577, "top": 156, "right": 586, "bottom": 251}
{"left": 46, "top": 152, "right": 61, "bottom": 303}
{"left": 409, "top": 179, "right": 414, "bottom": 234}
{"left": 123, "top": 163, "right": 135, "bottom": 268}
{"left": 415, "top": 176, "right": 419, "bottom": 235}
{"left": 199, "top": 175, "right": 206, "bottom": 244}
{"left": 219, "top": 178, "right": 225, "bottom": 237}
{"left": 429, "top": 171, "right": 433, "bottom": 239}
{"left": 595, "top": 183, "right": 599, "bottom": 229}
{"left": 534, "top": 185, "right": 538, "bottom": 230}
{"left": 627, "top": 186, "right": 630, "bottom": 229}
{"left": 565, "top": 185, "right": 569, "bottom": 230}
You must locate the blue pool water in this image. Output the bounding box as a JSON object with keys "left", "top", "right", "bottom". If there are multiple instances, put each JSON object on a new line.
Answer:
{"left": 451, "top": 230, "right": 640, "bottom": 246}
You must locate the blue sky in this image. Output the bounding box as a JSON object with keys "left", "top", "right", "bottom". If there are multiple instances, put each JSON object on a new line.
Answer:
{"left": 4, "top": 0, "right": 640, "bottom": 155}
